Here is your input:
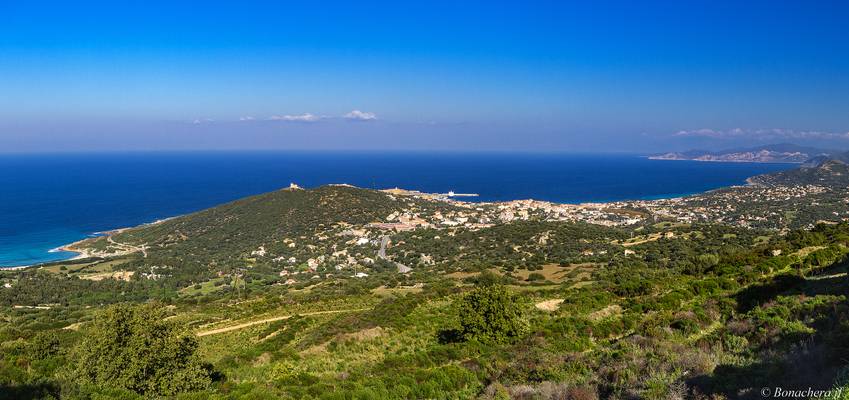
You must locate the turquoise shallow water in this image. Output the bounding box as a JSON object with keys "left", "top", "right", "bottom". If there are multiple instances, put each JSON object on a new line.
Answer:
{"left": 0, "top": 151, "right": 795, "bottom": 267}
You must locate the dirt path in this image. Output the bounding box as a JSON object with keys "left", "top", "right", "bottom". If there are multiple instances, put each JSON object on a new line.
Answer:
{"left": 807, "top": 272, "right": 847, "bottom": 281}
{"left": 195, "top": 308, "right": 369, "bottom": 337}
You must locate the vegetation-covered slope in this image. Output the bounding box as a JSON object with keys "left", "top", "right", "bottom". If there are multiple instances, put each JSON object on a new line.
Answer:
{"left": 114, "top": 185, "right": 459, "bottom": 263}
{"left": 3, "top": 220, "right": 849, "bottom": 399}
{"left": 750, "top": 159, "right": 849, "bottom": 187}
{"left": 3, "top": 171, "right": 849, "bottom": 399}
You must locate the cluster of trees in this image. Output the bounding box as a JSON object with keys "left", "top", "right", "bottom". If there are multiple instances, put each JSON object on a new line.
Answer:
{"left": 393, "top": 220, "right": 628, "bottom": 271}
{"left": 1, "top": 303, "right": 212, "bottom": 399}
{"left": 73, "top": 304, "right": 211, "bottom": 396}
{"left": 0, "top": 270, "right": 175, "bottom": 307}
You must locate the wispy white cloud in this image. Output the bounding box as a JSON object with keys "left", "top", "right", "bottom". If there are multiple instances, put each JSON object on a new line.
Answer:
{"left": 198, "top": 111, "right": 381, "bottom": 124}
{"left": 674, "top": 128, "right": 849, "bottom": 140}
{"left": 268, "top": 113, "right": 322, "bottom": 122}
{"left": 343, "top": 110, "right": 377, "bottom": 121}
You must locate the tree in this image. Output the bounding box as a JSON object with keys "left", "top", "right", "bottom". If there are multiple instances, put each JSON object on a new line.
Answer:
{"left": 527, "top": 272, "right": 546, "bottom": 282}
{"left": 455, "top": 284, "right": 528, "bottom": 344}
{"left": 72, "top": 303, "right": 211, "bottom": 396}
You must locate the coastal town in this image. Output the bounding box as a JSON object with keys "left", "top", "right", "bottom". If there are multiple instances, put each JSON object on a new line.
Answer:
{"left": 371, "top": 177, "right": 846, "bottom": 232}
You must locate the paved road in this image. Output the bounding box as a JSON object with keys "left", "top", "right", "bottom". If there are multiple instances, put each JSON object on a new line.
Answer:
{"left": 378, "top": 236, "right": 389, "bottom": 259}
{"left": 377, "top": 236, "right": 411, "bottom": 273}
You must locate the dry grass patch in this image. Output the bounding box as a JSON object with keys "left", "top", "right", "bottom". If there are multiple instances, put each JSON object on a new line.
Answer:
{"left": 371, "top": 284, "right": 423, "bottom": 296}
{"left": 300, "top": 341, "right": 329, "bottom": 356}
{"left": 588, "top": 304, "right": 622, "bottom": 321}
{"left": 253, "top": 352, "right": 272, "bottom": 366}
{"left": 794, "top": 246, "right": 827, "bottom": 258}
{"left": 79, "top": 270, "right": 134, "bottom": 281}
{"left": 513, "top": 264, "right": 569, "bottom": 283}
{"left": 445, "top": 268, "right": 502, "bottom": 280}
{"left": 535, "top": 299, "right": 564, "bottom": 311}
{"left": 62, "top": 322, "right": 84, "bottom": 331}
{"left": 617, "top": 233, "right": 663, "bottom": 247}
{"left": 340, "top": 326, "right": 384, "bottom": 342}
{"left": 514, "top": 263, "right": 598, "bottom": 284}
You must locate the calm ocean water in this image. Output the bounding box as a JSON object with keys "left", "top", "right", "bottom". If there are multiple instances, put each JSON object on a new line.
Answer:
{"left": 0, "top": 152, "right": 795, "bottom": 267}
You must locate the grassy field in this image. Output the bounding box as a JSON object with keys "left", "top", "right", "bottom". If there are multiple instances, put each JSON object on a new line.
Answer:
{"left": 39, "top": 257, "right": 128, "bottom": 274}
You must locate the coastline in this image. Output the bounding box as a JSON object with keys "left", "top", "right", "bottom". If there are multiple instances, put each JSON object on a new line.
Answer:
{"left": 0, "top": 265, "right": 31, "bottom": 271}
{"left": 0, "top": 156, "right": 795, "bottom": 269}
{"left": 0, "top": 172, "right": 777, "bottom": 269}
{"left": 52, "top": 238, "right": 97, "bottom": 260}
{"left": 0, "top": 239, "right": 94, "bottom": 269}
{"left": 0, "top": 216, "right": 178, "bottom": 269}
{"left": 646, "top": 156, "right": 803, "bottom": 164}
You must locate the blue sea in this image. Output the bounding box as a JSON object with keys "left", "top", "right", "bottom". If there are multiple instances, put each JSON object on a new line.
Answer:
{"left": 0, "top": 152, "right": 795, "bottom": 267}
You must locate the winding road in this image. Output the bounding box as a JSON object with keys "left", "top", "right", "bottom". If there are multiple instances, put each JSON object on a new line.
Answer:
{"left": 377, "top": 235, "right": 411, "bottom": 273}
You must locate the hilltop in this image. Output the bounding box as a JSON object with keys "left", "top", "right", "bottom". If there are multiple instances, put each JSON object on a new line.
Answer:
{"left": 106, "top": 184, "right": 466, "bottom": 264}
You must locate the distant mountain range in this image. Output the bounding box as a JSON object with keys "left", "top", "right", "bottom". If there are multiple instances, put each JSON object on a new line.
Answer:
{"left": 649, "top": 143, "right": 832, "bottom": 164}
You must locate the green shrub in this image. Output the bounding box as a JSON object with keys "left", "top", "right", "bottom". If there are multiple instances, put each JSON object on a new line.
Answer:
{"left": 28, "top": 331, "right": 60, "bottom": 360}
{"left": 72, "top": 303, "right": 211, "bottom": 396}
{"left": 453, "top": 285, "right": 528, "bottom": 344}
{"left": 527, "top": 273, "right": 546, "bottom": 282}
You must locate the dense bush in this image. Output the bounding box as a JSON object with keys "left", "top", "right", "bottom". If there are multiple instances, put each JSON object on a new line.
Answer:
{"left": 72, "top": 303, "right": 211, "bottom": 396}
{"left": 453, "top": 285, "right": 528, "bottom": 344}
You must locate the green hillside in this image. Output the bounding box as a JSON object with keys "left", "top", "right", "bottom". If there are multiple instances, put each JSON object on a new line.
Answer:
{"left": 750, "top": 160, "right": 849, "bottom": 187}
{"left": 114, "top": 185, "right": 459, "bottom": 262}
{"left": 3, "top": 180, "right": 849, "bottom": 399}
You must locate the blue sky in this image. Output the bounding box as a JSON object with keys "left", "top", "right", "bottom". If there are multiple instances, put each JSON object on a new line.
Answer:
{"left": 1, "top": 1, "right": 848, "bottom": 152}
